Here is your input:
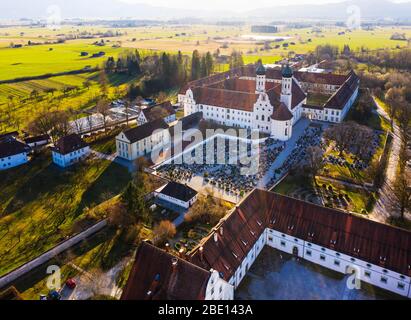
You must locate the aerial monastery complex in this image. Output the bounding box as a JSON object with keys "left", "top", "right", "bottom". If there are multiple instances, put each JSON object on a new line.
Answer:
{"left": 179, "top": 63, "right": 359, "bottom": 141}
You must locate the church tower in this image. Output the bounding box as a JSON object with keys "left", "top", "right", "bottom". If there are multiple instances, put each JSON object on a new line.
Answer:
{"left": 281, "top": 63, "right": 293, "bottom": 110}
{"left": 255, "top": 63, "right": 266, "bottom": 94}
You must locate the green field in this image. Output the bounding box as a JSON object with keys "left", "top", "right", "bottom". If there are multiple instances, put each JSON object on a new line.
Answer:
{"left": 0, "top": 153, "right": 132, "bottom": 277}
{"left": 0, "top": 42, "right": 125, "bottom": 81}
{"left": 1, "top": 24, "right": 410, "bottom": 82}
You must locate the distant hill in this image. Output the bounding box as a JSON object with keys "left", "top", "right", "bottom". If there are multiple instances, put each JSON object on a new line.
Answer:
{"left": 0, "top": 0, "right": 226, "bottom": 20}
{"left": 245, "top": 0, "right": 411, "bottom": 20}
{"left": 0, "top": 0, "right": 410, "bottom": 21}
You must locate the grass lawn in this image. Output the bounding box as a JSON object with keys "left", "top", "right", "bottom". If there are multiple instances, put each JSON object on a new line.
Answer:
{"left": 17, "top": 222, "right": 153, "bottom": 300}
{"left": 306, "top": 93, "right": 332, "bottom": 106}
{"left": 0, "top": 152, "right": 132, "bottom": 276}
{"left": 0, "top": 42, "right": 124, "bottom": 81}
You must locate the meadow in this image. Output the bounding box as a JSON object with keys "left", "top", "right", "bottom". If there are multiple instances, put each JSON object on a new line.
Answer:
{"left": 0, "top": 152, "right": 132, "bottom": 277}
{"left": 0, "top": 42, "right": 124, "bottom": 81}
{"left": 1, "top": 24, "right": 410, "bottom": 81}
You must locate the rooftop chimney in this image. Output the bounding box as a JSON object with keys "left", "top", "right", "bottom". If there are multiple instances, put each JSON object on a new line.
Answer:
{"left": 214, "top": 232, "right": 218, "bottom": 243}
{"left": 172, "top": 257, "right": 178, "bottom": 267}
{"left": 199, "top": 246, "right": 204, "bottom": 261}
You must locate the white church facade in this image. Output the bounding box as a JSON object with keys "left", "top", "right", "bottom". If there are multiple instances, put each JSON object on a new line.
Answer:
{"left": 179, "top": 64, "right": 359, "bottom": 141}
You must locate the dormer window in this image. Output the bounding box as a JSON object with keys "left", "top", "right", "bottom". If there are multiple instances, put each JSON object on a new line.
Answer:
{"left": 232, "top": 252, "right": 238, "bottom": 259}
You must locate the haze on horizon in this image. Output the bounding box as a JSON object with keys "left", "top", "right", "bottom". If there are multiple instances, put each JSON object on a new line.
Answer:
{"left": 120, "top": 0, "right": 411, "bottom": 12}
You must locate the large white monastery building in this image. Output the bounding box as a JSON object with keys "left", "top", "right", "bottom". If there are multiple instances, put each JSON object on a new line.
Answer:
{"left": 122, "top": 189, "right": 411, "bottom": 300}
{"left": 179, "top": 64, "right": 359, "bottom": 141}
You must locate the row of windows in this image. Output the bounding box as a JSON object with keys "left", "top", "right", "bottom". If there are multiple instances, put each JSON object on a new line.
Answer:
{"left": 305, "top": 249, "right": 406, "bottom": 290}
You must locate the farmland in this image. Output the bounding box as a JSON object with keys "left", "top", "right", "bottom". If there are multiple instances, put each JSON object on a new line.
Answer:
{"left": 1, "top": 24, "right": 410, "bottom": 81}
{"left": 0, "top": 23, "right": 410, "bottom": 133}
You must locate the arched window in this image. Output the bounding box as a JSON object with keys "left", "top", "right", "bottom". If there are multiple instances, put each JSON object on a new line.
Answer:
{"left": 256, "top": 115, "right": 259, "bottom": 121}
{"left": 262, "top": 115, "right": 265, "bottom": 121}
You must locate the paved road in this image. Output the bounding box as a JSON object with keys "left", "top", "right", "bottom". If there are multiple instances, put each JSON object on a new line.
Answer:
{"left": 370, "top": 97, "right": 410, "bottom": 222}
{"left": 259, "top": 119, "right": 312, "bottom": 188}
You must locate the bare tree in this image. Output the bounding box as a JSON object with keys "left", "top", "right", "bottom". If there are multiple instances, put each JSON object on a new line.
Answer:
{"left": 393, "top": 169, "right": 411, "bottom": 221}
{"left": 385, "top": 87, "right": 403, "bottom": 128}
{"left": 153, "top": 220, "right": 176, "bottom": 246}
{"left": 86, "top": 114, "right": 94, "bottom": 133}
{"left": 306, "top": 146, "right": 325, "bottom": 184}
{"left": 96, "top": 99, "right": 111, "bottom": 133}
{"left": 323, "top": 122, "right": 357, "bottom": 156}
{"left": 27, "top": 110, "right": 70, "bottom": 143}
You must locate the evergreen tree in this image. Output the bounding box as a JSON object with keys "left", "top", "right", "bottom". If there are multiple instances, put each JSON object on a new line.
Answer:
{"left": 191, "top": 50, "right": 201, "bottom": 80}
{"left": 200, "top": 55, "right": 207, "bottom": 78}
{"left": 205, "top": 52, "right": 214, "bottom": 76}
{"left": 105, "top": 57, "right": 116, "bottom": 74}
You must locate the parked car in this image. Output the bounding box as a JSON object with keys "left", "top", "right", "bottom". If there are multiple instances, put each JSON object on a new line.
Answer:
{"left": 48, "top": 290, "right": 61, "bottom": 300}
{"left": 66, "top": 279, "right": 77, "bottom": 290}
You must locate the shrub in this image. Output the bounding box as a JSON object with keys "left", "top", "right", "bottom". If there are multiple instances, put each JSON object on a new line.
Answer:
{"left": 153, "top": 220, "right": 176, "bottom": 246}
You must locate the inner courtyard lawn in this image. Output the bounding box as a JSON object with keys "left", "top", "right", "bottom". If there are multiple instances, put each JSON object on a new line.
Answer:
{"left": 0, "top": 153, "right": 132, "bottom": 276}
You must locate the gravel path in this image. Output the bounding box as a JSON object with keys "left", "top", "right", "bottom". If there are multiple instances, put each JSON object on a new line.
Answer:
{"left": 370, "top": 97, "right": 410, "bottom": 222}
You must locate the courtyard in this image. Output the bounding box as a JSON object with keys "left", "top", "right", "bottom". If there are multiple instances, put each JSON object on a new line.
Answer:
{"left": 153, "top": 119, "right": 323, "bottom": 203}
{"left": 236, "top": 248, "right": 404, "bottom": 301}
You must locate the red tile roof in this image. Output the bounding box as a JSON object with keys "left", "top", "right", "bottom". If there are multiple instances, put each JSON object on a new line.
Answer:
{"left": 121, "top": 241, "right": 211, "bottom": 300}
{"left": 271, "top": 103, "right": 293, "bottom": 121}
{"left": 291, "top": 80, "right": 307, "bottom": 109}
{"left": 192, "top": 86, "right": 259, "bottom": 112}
{"left": 190, "top": 189, "right": 411, "bottom": 280}
{"left": 52, "top": 134, "right": 88, "bottom": 156}
{"left": 142, "top": 101, "right": 176, "bottom": 122}
{"left": 324, "top": 72, "right": 359, "bottom": 110}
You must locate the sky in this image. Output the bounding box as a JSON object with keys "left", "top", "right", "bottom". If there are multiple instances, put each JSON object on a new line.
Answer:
{"left": 117, "top": 0, "right": 410, "bottom": 12}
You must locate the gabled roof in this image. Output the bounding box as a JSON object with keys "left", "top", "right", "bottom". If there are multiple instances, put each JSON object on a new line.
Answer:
{"left": 324, "top": 72, "right": 359, "bottom": 110}
{"left": 0, "top": 139, "right": 29, "bottom": 158}
{"left": 291, "top": 80, "right": 307, "bottom": 109}
{"left": 271, "top": 103, "right": 293, "bottom": 121}
{"left": 24, "top": 134, "right": 50, "bottom": 144}
{"left": 121, "top": 241, "right": 210, "bottom": 300}
{"left": 0, "top": 131, "right": 19, "bottom": 142}
{"left": 264, "top": 68, "right": 349, "bottom": 86}
{"left": 192, "top": 86, "right": 259, "bottom": 112}
{"left": 142, "top": 101, "right": 176, "bottom": 123}
{"left": 52, "top": 134, "right": 88, "bottom": 155}
{"left": 122, "top": 119, "right": 169, "bottom": 144}
{"left": 159, "top": 181, "right": 198, "bottom": 202}
{"left": 190, "top": 189, "right": 411, "bottom": 280}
